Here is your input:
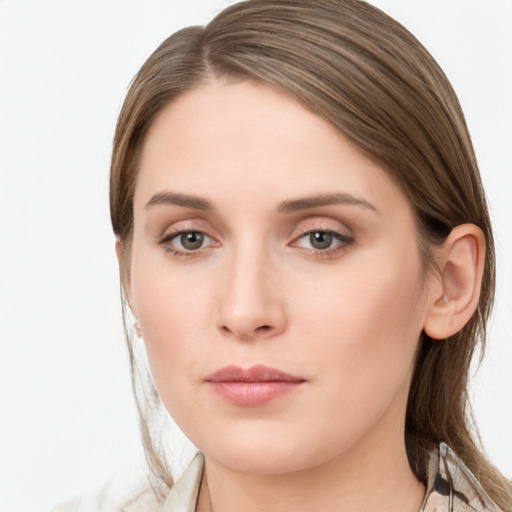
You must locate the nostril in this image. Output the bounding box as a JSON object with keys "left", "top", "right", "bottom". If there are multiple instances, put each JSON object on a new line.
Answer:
{"left": 220, "top": 323, "right": 274, "bottom": 340}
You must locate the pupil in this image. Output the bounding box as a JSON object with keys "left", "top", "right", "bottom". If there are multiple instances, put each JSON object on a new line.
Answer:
{"left": 310, "top": 231, "right": 332, "bottom": 250}
{"left": 181, "top": 232, "right": 204, "bottom": 250}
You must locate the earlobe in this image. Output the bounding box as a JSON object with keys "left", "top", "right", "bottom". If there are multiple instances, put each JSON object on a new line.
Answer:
{"left": 423, "top": 224, "right": 485, "bottom": 340}
{"left": 115, "top": 237, "right": 123, "bottom": 265}
{"left": 115, "top": 238, "right": 139, "bottom": 331}
{"left": 115, "top": 237, "right": 130, "bottom": 301}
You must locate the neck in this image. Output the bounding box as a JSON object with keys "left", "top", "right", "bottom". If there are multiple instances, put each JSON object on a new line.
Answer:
{"left": 197, "top": 432, "right": 425, "bottom": 512}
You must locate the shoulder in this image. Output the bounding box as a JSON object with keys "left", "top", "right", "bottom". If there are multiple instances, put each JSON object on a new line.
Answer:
{"left": 49, "top": 453, "right": 204, "bottom": 512}
{"left": 49, "top": 472, "right": 162, "bottom": 512}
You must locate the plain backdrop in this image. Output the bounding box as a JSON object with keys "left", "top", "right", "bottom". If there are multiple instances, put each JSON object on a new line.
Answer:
{"left": 0, "top": 1, "right": 511, "bottom": 511}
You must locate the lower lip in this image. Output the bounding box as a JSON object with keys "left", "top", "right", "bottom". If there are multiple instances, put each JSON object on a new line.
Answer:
{"left": 207, "top": 381, "right": 304, "bottom": 407}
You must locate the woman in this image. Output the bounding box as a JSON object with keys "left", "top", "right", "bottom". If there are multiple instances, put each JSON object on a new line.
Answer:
{"left": 55, "top": 0, "right": 511, "bottom": 510}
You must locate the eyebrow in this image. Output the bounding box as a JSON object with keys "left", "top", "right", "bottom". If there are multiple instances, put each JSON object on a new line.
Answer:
{"left": 145, "top": 192, "right": 214, "bottom": 212}
{"left": 144, "top": 191, "right": 378, "bottom": 214}
{"left": 277, "top": 193, "right": 378, "bottom": 214}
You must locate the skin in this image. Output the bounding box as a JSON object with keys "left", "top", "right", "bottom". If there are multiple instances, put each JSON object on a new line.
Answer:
{"left": 122, "top": 80, "right": 482, "bottom": 512}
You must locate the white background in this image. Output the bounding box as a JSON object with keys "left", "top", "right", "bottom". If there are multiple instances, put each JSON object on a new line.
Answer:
{"left": 0, "top": 1, "right": 511, "bottom": 511}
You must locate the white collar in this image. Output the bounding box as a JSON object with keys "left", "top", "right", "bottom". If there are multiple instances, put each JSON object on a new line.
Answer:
{"left": 162, "top": 452, "right": 204, "bottom": 512}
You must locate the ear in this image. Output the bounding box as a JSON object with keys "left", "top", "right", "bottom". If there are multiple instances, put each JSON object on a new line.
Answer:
{"left": 423, "top": 224, "right": 486, "bottom": 340}
{"left": 115, "top": 237, "right": 124, "bottom": 267}
{"left": 115, "top": 238, "right": 142, "bottom": 337}
{"left": 115, "top": 237, "right": 131, "bottom": 304}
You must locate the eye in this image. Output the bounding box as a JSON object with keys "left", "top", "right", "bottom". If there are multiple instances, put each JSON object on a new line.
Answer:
{"left": 160, "top": 230, "right": 216, "bottom": 255}
{"left": 307, "top": 231, "right": 335, "bottom": 250}
{"left": 177, "top": 231, "right": 206, "bottom": 251}
{"left": 293, "top": 230, "right": 353, "bottom": 253}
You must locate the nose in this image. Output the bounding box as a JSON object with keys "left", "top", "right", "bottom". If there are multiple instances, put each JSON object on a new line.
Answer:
{"left": 216, "top": 246, "right": 287, "bottom": 341}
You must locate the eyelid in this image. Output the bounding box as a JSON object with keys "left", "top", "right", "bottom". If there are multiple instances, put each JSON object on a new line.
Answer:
{"left": 158, "top": 230, "right": 220, "bottom": 258}
{"left": 156, "top": 219, "right": 221, "bottom": 256}
{"left": 289, "top": 218, "right": 355, "bottom": 256}
{"left": 292, "top": 229, "right": 353, "bottom": 246}
{"left": 291, "top": 216, "right": 353, "bottom": 238}
{"left": 155, "top": 217, "right": 213, "bottom": 239}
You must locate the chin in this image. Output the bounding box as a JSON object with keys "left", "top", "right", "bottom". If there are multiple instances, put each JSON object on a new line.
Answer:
{"left": 193, "top": 422, "right": 346, "bottom": 475}
{"left": 209, "top": 444, "right": 314, "bottom": 475}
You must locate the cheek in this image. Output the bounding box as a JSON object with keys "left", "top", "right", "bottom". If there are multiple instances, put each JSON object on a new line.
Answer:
{"left": 129, "top": 251, "right": 215, "bottom": 404}
{"left": 295, "top": 246, "right": 426, "bottom": 409}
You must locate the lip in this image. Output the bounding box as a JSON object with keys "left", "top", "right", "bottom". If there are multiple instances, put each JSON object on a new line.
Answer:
{"left": 205, "top": 364, "right": 306, "bottom": 407}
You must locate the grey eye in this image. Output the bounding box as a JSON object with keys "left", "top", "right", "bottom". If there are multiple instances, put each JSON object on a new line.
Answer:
{"left": 180, "top": 232, "right": 204, "bottom": 250}
{"left": 309, "top": 231, "right": 333, "bottom": 250}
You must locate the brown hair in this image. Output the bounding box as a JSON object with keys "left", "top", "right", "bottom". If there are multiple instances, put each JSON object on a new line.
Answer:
{"left": 110, "top": 0, "right": 511, "bottom": 508}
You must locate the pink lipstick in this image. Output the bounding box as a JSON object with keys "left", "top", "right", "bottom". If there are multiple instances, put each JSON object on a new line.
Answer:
{"left": 205, "top": 364, "right": 306, "bottom": 407}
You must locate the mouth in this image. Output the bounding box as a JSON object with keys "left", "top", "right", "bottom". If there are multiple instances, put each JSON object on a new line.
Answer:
{"left": 205, "top": 364, "right": 306, "bottom": 407}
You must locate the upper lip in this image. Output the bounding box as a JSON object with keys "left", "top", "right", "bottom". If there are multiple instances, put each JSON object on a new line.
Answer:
{"left": 205, "top": 364, "right": 305, "bottom": 383}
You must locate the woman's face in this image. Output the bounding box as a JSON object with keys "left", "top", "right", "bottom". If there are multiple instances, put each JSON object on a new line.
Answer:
{"left": 128, "top": 80, "right": 432, "bottom": 474}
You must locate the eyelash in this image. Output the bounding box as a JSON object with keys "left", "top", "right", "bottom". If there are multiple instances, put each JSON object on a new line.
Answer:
{"left": 293, "top": 229, "right": 354, "bottom": 257}
{"left": 158, "top": 227, "right": 354, "bottom": 258}
{"left": 158, "top": 230, "right": 216, "bottom": 258}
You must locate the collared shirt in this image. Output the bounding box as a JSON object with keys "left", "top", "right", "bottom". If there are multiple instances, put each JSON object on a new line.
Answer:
{"left": 419, "top": 443, "right": 500, "bottom": 512}
{"left": 52, "top": 443, "right": 501, "bottom": 512}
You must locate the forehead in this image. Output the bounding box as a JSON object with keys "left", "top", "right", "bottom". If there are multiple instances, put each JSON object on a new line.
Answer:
{"left": 135, "top": 80, "right": 408, "bottom": 219}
